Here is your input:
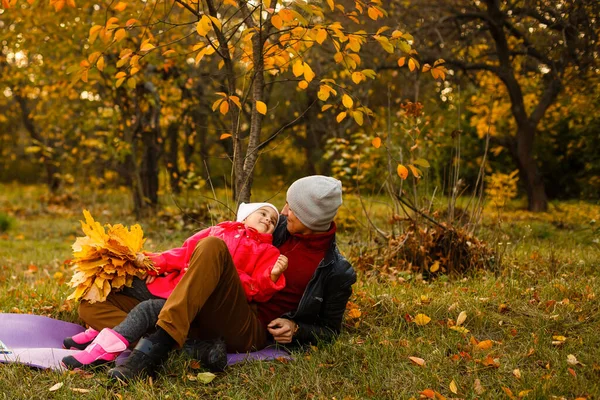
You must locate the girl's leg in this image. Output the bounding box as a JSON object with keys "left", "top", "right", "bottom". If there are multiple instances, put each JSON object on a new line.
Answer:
{"left": 113, "top": 299, "right": 167, "bottom": 343}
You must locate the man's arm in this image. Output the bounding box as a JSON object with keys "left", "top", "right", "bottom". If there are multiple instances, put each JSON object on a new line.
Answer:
{"left": 268, "top": 271, "right": 355, "bottom": 345}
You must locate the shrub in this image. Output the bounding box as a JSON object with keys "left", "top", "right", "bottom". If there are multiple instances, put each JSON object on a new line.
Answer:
{"left": 0, "top": 213, "right": 14, "bottom": 233}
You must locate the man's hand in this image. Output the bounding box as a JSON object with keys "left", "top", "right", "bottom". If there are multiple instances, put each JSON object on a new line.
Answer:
{"left": 267, "top": 318, "right": 297, "bottom": 343}
{"left": 270, "top": 255, "right": 288, "bottom": 282}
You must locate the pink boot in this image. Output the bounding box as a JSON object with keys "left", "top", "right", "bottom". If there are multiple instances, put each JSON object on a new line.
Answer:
{"left": 63, "top": 327, "right": 99, "bottom": 350}
{"left": 62, "top": 328, "right": 129, "bottom": 369}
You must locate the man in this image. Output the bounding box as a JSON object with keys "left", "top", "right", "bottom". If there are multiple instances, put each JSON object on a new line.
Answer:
{"left": 76, "top": 175, "right": 356, "bottom": 380}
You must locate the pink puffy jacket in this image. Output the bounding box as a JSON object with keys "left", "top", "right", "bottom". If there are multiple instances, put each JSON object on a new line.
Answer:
{"left": 146, "top": 221, "right": 285, "bottom": 302}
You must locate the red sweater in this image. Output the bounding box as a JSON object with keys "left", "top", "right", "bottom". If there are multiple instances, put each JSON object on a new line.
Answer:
{"left": 146, "top": 221, "right": 285, "bottom": 302}
{"left": 257, "top": 223, "right": 336, "bottom": 326}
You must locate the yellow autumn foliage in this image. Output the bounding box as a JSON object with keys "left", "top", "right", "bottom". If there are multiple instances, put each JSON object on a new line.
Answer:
{"left": 66, "top": 210, "right": 157, "bottom": 303}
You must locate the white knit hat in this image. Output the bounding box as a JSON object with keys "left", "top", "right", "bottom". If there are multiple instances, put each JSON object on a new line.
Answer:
{"left": 286, "top": 175, "right": 342, "bottom": 231}
{"left": 236, "top": 202, "right": 279, "bottom": 223}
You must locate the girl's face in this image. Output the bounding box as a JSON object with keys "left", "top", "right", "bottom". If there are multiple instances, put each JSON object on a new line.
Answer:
{"left": 244, "top": 207, "right": 278, "bottom": 234}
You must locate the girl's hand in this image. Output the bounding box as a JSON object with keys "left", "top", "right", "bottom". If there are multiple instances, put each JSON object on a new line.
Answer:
{"left": 134, "top": 252, "right": 147, "bottom": 268}
{"left": 270, "top": 255, "right": 288, "bottom": 282}
{"left": 145, "top": 274, "right": 156, "bottom": 284}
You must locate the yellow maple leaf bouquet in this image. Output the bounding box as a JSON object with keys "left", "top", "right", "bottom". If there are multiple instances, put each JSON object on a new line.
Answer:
{"left": 66, "top": 210, "right": 157, "bottom": 303}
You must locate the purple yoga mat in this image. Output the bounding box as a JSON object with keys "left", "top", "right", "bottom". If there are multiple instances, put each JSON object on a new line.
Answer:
{"left": 0, "top": 313, "right": 290, "bottom": 371}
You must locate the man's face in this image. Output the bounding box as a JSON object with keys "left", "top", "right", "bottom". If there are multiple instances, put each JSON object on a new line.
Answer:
{"left": 281, "top": 203, "right": 314, "bottom": 235}
{"left": 244, "top": 207, "right": 278, "bottom": 234}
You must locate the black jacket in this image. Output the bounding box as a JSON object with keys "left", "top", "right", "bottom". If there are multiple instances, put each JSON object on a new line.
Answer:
{"left": 272, "top": 216, "right": 357, "bottom": 346}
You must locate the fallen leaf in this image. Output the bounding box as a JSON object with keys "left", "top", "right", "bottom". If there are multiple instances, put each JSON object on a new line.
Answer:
{"left": 502, "top": 386, "right": 516, "bottom": 400}
{"left": 476, "top": 340, "right": 493, "bottom": 350}
{"left": 568, "top": 367, "right": 576, "bottom": 377}
{"left": 567, "top": 354, "right": 583, "bottom": 366}
{"left": 449, "top": 379, "right": 458, "bottom": 394}
{"left": 197, "top": 372, "right": 217, "bottom": 384}
{"left": 409, "top": 356, "right": 426, "bottom": 366}
{"left": 347, "top": 308, "right": 362, "bottom": 319}
{"left": 513, "top": 368, "right": 521, "bottom": 379}
{"left": 449, "top": 326, "right": 470, "bottom": 334}
{"left": 456, "top": 311, "right": 467, "bottom": 326}
{"left": 49, "top": 382, "right": 63, "bottom": 392}
{"left": 71, "top": 388, "right": 90, "bottom": 393}
{"left": 414, "top": 313, "right": 431, "bottom": 326}
{"left": 189, "top": 360, "right": 201, "bottom": 370}
{"left": 473, "top": 379, "right": 485, "bottom": 395}
{"left": 419, "top": 389, "right": 435, "bottom": 399}
{"left": 518, "top": 390, "right": 532, "bottom": 397}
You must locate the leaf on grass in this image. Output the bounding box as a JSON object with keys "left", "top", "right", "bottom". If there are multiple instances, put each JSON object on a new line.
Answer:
{"left": 347, "top": 308, "right": 361, "bottom": 319}
{"left": 49, "top": 382, "right": 63, "bottom": 392}
{"left": 409, "top": 356, "right": 425, "bottom": 366}
{"left": 568, "top": 367, "right": 576, "bottom": 377}
{"left": 513, "top": 368, "right": 521, "bottom": 379}
{"left": 456, "top": 311, "right": 467, "bottom": 326}
{"left": 71, "top": 388, "right": 91, "bottom": 393}
{"left": 473, "top": 379, "right": 485, "bottom": 395}
{"left": 449, "top": 325, "right": 470, "bottom": 334}
{"left": 502, "top": 386, "right": 516, "bottom": 400}
{"left": 449, "top": 379, "right": 458, "bottom": 394}
{"left": 419, "top": 389, "right": 435, "bottom": 399}
{"left": 476, "top": 340, "right": 493, "bottom": 350}
{"left": 567, "top": 354, "right": 583, "bottom": 366}
{"left": 197, "top": 372, "right": 217, "bottom": 384}
{"left": 414, "top": 313, "right": 431, "bottom": 326}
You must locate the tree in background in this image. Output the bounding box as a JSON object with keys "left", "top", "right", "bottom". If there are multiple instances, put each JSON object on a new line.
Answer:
{"left": 408, "top": 0, "right": 599, "bottom": 211}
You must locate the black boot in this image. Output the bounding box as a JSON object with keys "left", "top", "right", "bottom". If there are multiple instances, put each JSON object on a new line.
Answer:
{"left": 183, "top": 338, "right": 228, "bottom": 372}
{"left": 107, "top": 337, "right": 172, "bottom": 382}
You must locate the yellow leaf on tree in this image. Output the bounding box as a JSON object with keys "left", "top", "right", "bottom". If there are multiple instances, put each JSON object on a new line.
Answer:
{"left": 372, "top": 137, "right": 381, "bottom": 148}
{"left": 298, "top": 80, "right": 309, "bottom": 89}
{"left": 140, "top": 42, "right": 155, "bottom": 52}
{"left": 342, "top": 94, "right": 353, "bottom": 108}
{"left": 96, "top": 56, "right": 105, "bottom": 72}
{"left": 114, "top": 28, "right": 127, "bottom": 42}
{"left": 220, "top": 133, "right": 232, "bottom": 140}
{"left": 430, "top": 260, "right": 440, "bottom": 273}
{"left": 112, "top": 1, "right": 126, "bottom": 11}
{"left": 414, "top": 313, "right": 431, "bottom": 326}
{"left": 326, "top": 0, "right": 334, "bottom": 11}
{"left": 292, "top": 60, "right": 304, "bottom": 77}
{"left": 219, "top": 100, "right": 230, "bottom": 115}
{"left": 336, "top": 111, "right": 347, "bottom": 123}
{"left": 271, "top": 14, "right": 283, "bottom": 30}
{"left": 397, "top": 164, "right": 409, "bottom": 180}
{"left": 352, "top": 111, "right": 363, "bottom": 126}
{"left": 256, "top": 101, "right": 267, "bottom": 115}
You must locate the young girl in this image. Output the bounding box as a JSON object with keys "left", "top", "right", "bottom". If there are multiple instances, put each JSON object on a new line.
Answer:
{"left": 62, "top": 202, "right": 287, "bottom": 370}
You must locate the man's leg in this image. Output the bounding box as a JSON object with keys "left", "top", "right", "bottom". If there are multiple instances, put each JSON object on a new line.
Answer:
{"left": 157, "top": 236, "right": 267, "bottom": 352}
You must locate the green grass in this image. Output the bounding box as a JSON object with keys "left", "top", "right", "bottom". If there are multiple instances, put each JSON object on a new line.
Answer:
{"left": 0, "top": 183, "right": 599, "bottom": 399}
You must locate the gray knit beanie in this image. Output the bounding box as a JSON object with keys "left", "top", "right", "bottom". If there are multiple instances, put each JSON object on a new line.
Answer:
{"left": 286, "top": 175, "right": 343, "bottom": 231}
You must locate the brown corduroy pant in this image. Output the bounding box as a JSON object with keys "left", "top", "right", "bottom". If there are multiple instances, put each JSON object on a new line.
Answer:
{"left": 78, "top": 237, "right": 268, "bottom": 353}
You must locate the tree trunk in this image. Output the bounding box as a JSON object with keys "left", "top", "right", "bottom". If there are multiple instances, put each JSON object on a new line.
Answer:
{"left": 508, "top": 125, "right": 548, "bottom": 212}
